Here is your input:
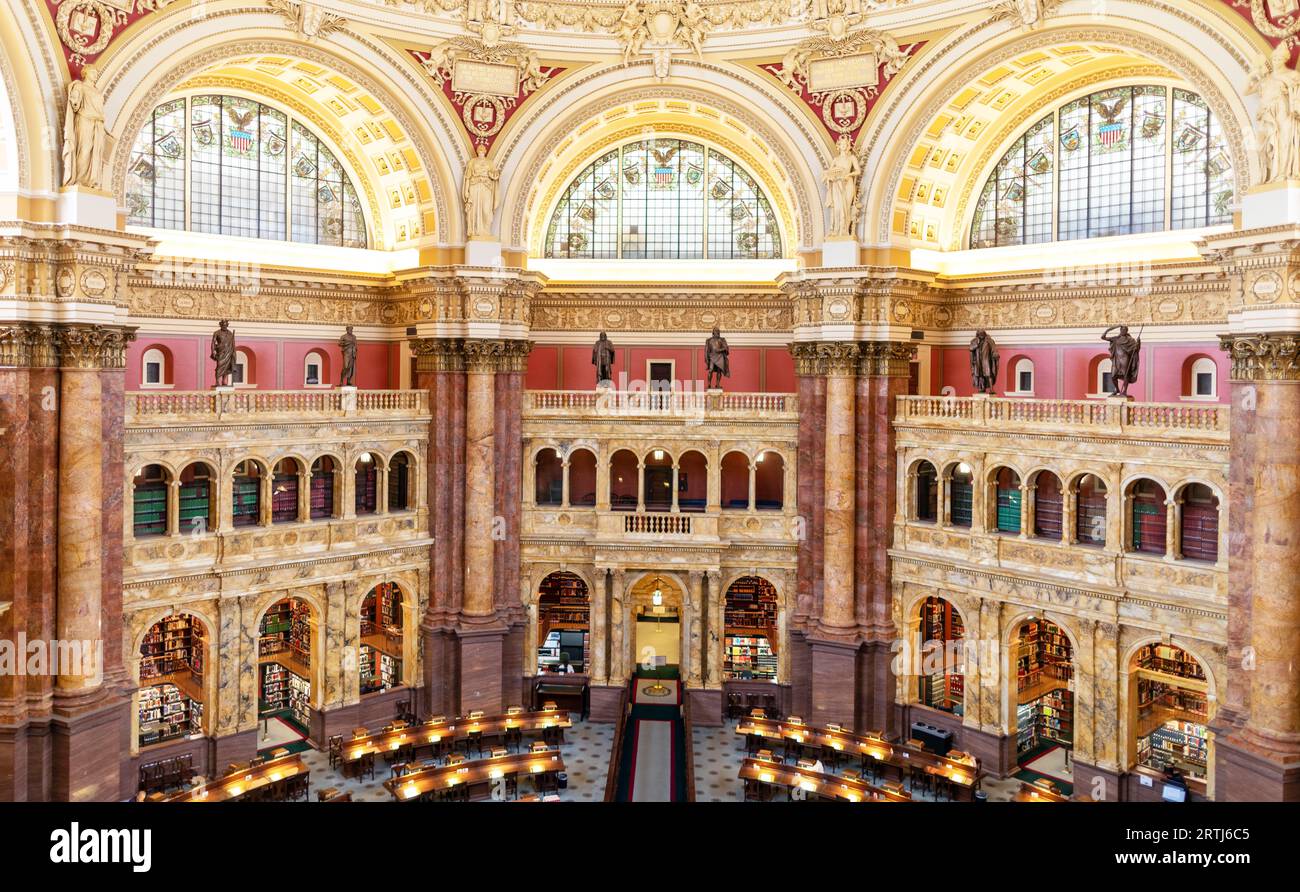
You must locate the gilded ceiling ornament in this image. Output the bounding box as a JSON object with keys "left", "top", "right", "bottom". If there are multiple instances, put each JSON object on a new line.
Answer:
{"left": 266, "top": 0, "right": 348, "bottom": 40}
{"left": 1240, "top": 0, "right": 1300, "bottom": 46}
{"left": 990, "top": 0, "right": 1061, "bottom": 30}
{"left": 614, "top": 1, "right": 710, "bottom": 79}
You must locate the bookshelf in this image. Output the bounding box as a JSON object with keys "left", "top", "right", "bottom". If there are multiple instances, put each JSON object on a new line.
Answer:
{"left": 1017, "top": 689, "right": 1074, "bottom": 754}
{"left": 360, "top": 646, "right": 402, "bottom": 695}
{"left": 1132, "top": 643, "right": 1209, "bottom": 779}
{"left": 139, "top": 682, "right": 200, "bottom": 747}
{"left": 1134, "top": 643, "right": 1205, "bottom": 680}
{"left": 723, "top": 577, "right": 779, "bottom": 680}
{"left": 289, "top": 673, "right": 311, "bottom": 728}
{"left": 1016, "top": 619, "right": 1073, "bottom": 695}
{"left": 140, "top": 614, "right": 205, "bottom": 681}
{"left": 232, "top": 473, "right": 260, "bottom": 526}
{"left": 1139, "top": 720, "right": 1208, "bottom": 777}
{"left": 133, "top": 479, "right": 167, "bottom": 536}
{"left": 724, "top": 634, "right": 777, "bottom": 680}
{"left": 919, "top": 597, "right": 964, "bottom": 714}
{"left": 538, "top": 573, "right": 590, "bottom": 634}
{"left": 178, "top": 470, "right": 211, "bottom": 530}
{"left": 259, "top": 599, "right": 311, "bottom": 666}
{"left": 361, "top": 582, "right": 403, "bottom": 635}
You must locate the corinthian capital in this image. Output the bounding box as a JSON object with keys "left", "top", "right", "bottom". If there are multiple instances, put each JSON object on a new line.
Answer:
{"left": 409, "top": 337, "right": 464, "bottom": 373}
{"left": 1219, "top": 333, "right": 1300, "bottom": 381}
{"left": 56, "top": 324, "right": 137, "bottom": 370}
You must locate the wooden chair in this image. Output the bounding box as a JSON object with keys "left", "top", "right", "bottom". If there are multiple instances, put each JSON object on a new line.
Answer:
{"left": 504, "top": 727, "right": 523, "bottom": 753}
{"left": 726, "top": 693, "right": 744, "bottom": 721}
{"left": 327, "top": 735, "right": 343, "bottom": 770}
{"left": 465, "top": 729, "right": 484, "bottom": 757}
{"left": 285, "top": 773, "right": 310, "bottom": 801}
{"left": 357, "top": 751, "right": 376, "bottom": 781}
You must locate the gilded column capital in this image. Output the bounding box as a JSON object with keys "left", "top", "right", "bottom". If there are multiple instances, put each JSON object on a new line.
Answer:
{"left": 409, "top": 337, "right": 464, "bottom": 373}
{"left": 1219, "top": 332, "right": 1300, "bottom": 381}
{"left": 55, "top": 323, "right": 136, "bottom": 370}
{"left": 816, "top": 341, "right": 862, "bottom": 377}
{"left": 789, "top": 342, "right": 824, "bottom": 377}
{"left": 500, "top": 339, "right": 534, "bottom": 373}
{"left": 462, "top": 339, "right": 506, "bottom": 373}
{"left": 859, "top": 340, "right": 917, "bottom": 378}
{"left": 0, "top": 323, "right": 60, "bottom": 368}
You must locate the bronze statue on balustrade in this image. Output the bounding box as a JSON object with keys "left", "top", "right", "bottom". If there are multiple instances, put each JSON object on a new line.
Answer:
{"left": 592, "top": 331, "right": 615, "bottom": 386}
{"left": 1102, "top": 325, "right": 1141, "bottom": 397}
{"left": 705, "top": 326, "right": 730, "bottom": 389}
{"left": 211, "top": 319, "right": 235, "bottom": 388}
{"left": 969, "top": 329, "right": 999, "bottom": 394}
{"left": 339, "top": 325, "right": 358, "bottom": 387}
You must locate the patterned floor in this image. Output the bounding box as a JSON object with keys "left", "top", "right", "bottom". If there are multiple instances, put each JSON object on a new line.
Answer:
{"left": 691, "top": 719, "right": 1025, "bottom": 802}
{"left": 292, "top": 717, "right": 616, "bottom": 802}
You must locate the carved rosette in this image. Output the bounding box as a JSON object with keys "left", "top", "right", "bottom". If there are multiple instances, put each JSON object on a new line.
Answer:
{"left": 0, "top": 323, "right": 60, "bottom": 368}
{"left": 409, "top": 337, "right": 465, "bottom": 373}
{"left": 55, "top": 324, "right": 136, "bottom": 370}
{"left": 1219, "top": 332, "right": 1300, "bottom": 381}
{"left": 859, "top": 340, "right": 916, "bottom": 378}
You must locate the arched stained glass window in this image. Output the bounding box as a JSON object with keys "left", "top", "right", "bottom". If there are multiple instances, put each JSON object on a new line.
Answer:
{"left": 970, "top": 85, "right": 1233, "bottom": 249}
{"left": 126, "top": 94, "right": 367, "bottom": 248}
{"left": 544, "top": 138, "right": 781, "bottom": 259}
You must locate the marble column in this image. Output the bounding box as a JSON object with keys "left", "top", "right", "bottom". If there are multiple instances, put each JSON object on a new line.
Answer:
{"left": 687, "top": 570, "right": 704, "bottom": 687}
{"left": 461, "top": 343, "right": 498, "bottom": 618}
{"left": 589, "top": 567, "right": 608, "bottom": 686}
{"left": 609, "top": 570, "right": 627, "bottom": 683}
{"left": 706, "top": 569, "right": 723, "bottom": 688}
{"left": 790, "top": 344, "right": 823, "bottom": 626}
{"left": 1214, "top": 333, "right": 1300, "bottom": 799}
{"left": 818, "top": 342, "right": 860, "bottom": 632}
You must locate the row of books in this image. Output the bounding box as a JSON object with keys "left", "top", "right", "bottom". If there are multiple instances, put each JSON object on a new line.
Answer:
{"left": 139, "top": 683, "right": 201, "bottom": 747}
{"left": 724, "top": 634, "right": 777, "bottom": 680}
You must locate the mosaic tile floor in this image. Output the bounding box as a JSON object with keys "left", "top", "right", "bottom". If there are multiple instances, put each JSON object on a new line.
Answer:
{"left": 290, "top": 716, "right": 616, "bottom": 802}
{"left": 691, "top": 719, "right": 1026, "bottom": 803}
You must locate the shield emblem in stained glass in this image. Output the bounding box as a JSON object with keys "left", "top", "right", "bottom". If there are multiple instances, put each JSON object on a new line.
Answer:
{"left": 1001, "top": 180, "right": 1025, "bottom": 203}
{"left": 130, "top": 156, "right": 155, "bottom": 181}
{"left": 192, "top": 118, "right": 215, "bottom": 146}
{"left": 318, "top": 184, "right": 337, "bottom": 204}
{"left": 1098, "top": 122, "right": 1125, "bottom": 148}
{"left": 1026, "top": 149, "right": 1051, "bottom": 175}
{"left": 228, "top": 129, "right": 253, "bottom": 154}
{"left": 622, "top": 163, "right": 640, "bottom": 186}
{"left": 736, "top": 232, "right": 758, "bottom": 251}
{"left": 1140, "top": 112, "right": 1164, "bottom": 140}
{"left": 295, "top": 154, "right": 317, "bottom": 177}
{"left": 731, "top": 203, "right": 753, "bottom": 222}
{"left": 685, "top": 162, "right": 703, "bottom": 186}
{"left": 156, "top": 132, "right": 182, "bottom": 159}
{"left": 266, "top": 131, "right": 286, "bottom": 156}
{"left": 1207, "top": 151, "right": 1231, "bottom": 175}
{"left": 596, "top": 178, "right": 616, "bottom": 199}
{"left": 653, "top": 166, "right": 674, "bottom": 188}
{"left": 1176, "top": 124, "right": 1206, "bottom": 152}
{"left": 1060, "top": 126, "right": 1081, "bottom": 152}
{"left": 710, "top": 178, "right": 733, "bottom": 201}
{"left": 576, "top": 201, "right": 596, "bottom": 222}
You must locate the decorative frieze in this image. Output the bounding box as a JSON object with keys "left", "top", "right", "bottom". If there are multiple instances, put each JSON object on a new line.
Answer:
{"left": 1220, "top": 332, "right": 1300, "bottom": 381}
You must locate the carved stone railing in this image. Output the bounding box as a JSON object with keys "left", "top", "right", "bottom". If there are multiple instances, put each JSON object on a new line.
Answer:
{"left": 623, "top": 513, "right": 693, "bottom": 535}
{"left": 895, "top": 395, "right": 1228, "bottom": 441}
{"left": 523, "top": 389, "right": 797, "bottom": 420}
{"left": 126, "top": 389, "right": 429, "bottom": 423}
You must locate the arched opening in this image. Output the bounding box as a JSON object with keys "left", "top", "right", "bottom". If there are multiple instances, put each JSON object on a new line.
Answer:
{"left": 387, "top": 452, "right": 412, "bottom": 511}
{"left": 304, "top": 350, "right": 328, "bottom": 387}
{"left": 141, "top": 346, "right": 172, "bottom": 388}
{"left": 536, "top": 571, "right": 589, "bottom": 674}
{"left": 1179, "top": 483, "right": 1219, "bottom": 563}
{"left": 234, "top": 347, "right": 254, "bottom": 387}
{"left": 271, "top": 458, "right": 301, "bottom": 524}
{"left": 643, "top": 449, "right": 673, "bottom": 512}
{"left": 360, "top": 582, "right": 404, "bottom": 696}
{"left": 354, "top": 452, "right": 378, "bottom": 515}
{"left": 1090, "top": 356, "right": 1116, "bottom": 397}
{"left": 1183, "top": 355, "right": 1218, "bottom": 399}
{"left": 231, "top": 459, "right": 264, "bottom": 527}
{"left": 1129, "top": 478, "right": 1168, "bottom": 556}
{"left": 1010, "top": 357, "right": 1035, "bottom": 395}
{"left": 178, "top": 462, "right": 214, "bottom": 535}
{"left": 754, "top": 451, "right": 784, "bottom": 510}
{"left": 535, "top": 447, "right": 564, "bottom": 505}
{"left": 568, "top": 448, "right": 597, "bottom": 507}
{"left": 948, "top": 462, "right": 974, "bottom": 528}
{"left": 132, "top": 464, "right": 171, "bottom": 537}
{"left": 1032, "top": 471, "right": 1063, "bottom": 540}
{"left": 630, "top": 574, "right": 684, "bottom": 670}
{"left": 720, "top": 451, "right": 750, "bottom": 510}
{"left": 677, "top": 450, "right": 707, "bottom": 512}
{"left": 915, "top": 461, "right": 938, "bottom": 521}
{"left": 138, "top": 613, "right": 207, "bottom": 748}
{"left": 1130, "top": 642, "right": 1210, "bottom": 786}
{"left": 1074, "top": 474, "right": 1107, "bottom": 546}
{"left": 257, "top": 597, "right": 314, "bottom": 742}
{"left": 918, "top": 596, "right": 964, "bottom": 714}
{"left": 310, "top": 456, "right": 336, "bottom": 519}
{"left": 1015, "top": 618, "right": 1075, "bottom": 782}
{"left": 609, "top": 449, "right": 638, "bottom": 510}
{"left": 993, "top": 467, "right": 1022, "bottom": 534}
{"left": 723, "top": 576, "right": 779, "bottom": 682}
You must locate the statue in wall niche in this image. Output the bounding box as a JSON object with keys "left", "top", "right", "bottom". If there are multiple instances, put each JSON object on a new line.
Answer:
{"left": 61, "top": 67, "right": 112, "bottom": 190}
{"left": 339, "top": 325, "right": 358, "bottom": 387}
{"left": 1102, "top": 325, "right": 1142, "bottom": 397}
{"left": 463, "top": 143, "right": 500, "bottom": 240}
{"left": 704, "top": 326, "right": 730, "bottom": 389}
{"left": 211, "top": 320, "right": 236, "bottom": 388}
{"left": 592, "top": 331, "right": 615, "bottom": 386}
{"left": 1247, "top": 43, "right": 1300, "bottom": 184}
{"left": 822, "top": 134, "right": 861, "bottom": 239}
{"left": 969, "top": 329, "right": 999, "bottom": 394}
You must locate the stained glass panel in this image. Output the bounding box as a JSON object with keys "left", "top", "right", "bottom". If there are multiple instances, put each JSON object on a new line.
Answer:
{"left": 127, "top": 95, "right": 367, "bottom": 248}
{"left": 544, "top": 139, "right": 781, "bottom": 259}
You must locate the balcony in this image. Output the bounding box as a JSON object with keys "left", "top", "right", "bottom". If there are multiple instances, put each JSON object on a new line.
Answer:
{"left": 523, "top": 389, "right": 797, "bottom": 421}
{"left": 127, "top": 388, "right": 427, "bottom": 423}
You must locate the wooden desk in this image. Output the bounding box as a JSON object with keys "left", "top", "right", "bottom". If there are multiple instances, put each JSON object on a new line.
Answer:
{"left": 383, "top": 750, "right": 566, "bottom": 801}
{"left": 737, "top": 757, "right": 911, "bottom": 802}
{"left": 736, "top": 718, "right": 981, "bottom": 799}
{"left": 341, "top": 711, "right": 572, "bottom": 768}
{"left": 160, "top": 754, "right": 308, "bottom": 802}
{"left": 1013, "top": 780, "right": 1071, "bottom": 802}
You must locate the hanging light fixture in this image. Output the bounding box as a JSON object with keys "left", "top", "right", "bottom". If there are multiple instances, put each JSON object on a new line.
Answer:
{"left": 652, "top": 576, "right": 663, "bottom": 607}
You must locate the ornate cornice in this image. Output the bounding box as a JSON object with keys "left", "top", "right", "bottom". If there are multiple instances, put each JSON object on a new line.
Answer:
{"left": 56, "top": 324, "right": 137, "bottom": 370}
{"left": 1219, "top": 332, "right": 1300, "bottom": 382}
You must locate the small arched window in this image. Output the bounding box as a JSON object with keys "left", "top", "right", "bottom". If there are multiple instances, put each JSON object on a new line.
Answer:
{"left": 141, "top": 347, "right": 170, "bottom": 388}
{"left": 304, "top": 351, "right": 327, "bottom": 388}
{"left": 1011, "top": 358, "right": 1034, "bottom": 395}
{"left": 234, "top": 348, "right": 253, "bottom": 387}
{"left": 1094, "top": 358, "right": 1115, "bottom": 397}
{"left": 1187, "top": 357, "right": 1217, "bottom": 399}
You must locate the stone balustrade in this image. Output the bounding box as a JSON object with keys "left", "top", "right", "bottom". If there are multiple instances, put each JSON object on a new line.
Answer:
{"left": 126, "top": 388, "right": 428, "bottom": 423}
{"left": 896, "top": 394, "right": 1228, "bottom": 441}
{"left": 523, "top": 389, "right": 798, "bottom": 420}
